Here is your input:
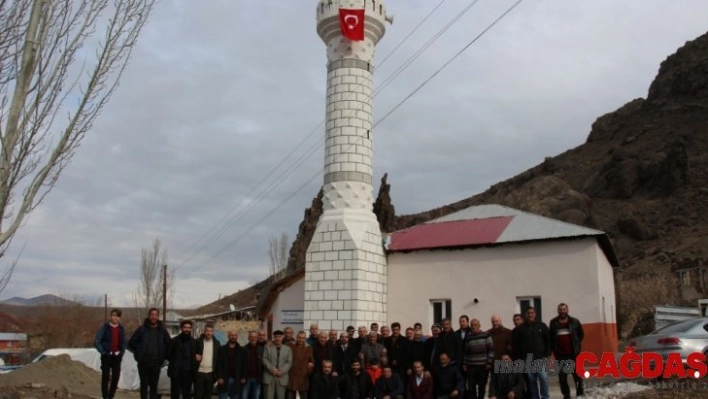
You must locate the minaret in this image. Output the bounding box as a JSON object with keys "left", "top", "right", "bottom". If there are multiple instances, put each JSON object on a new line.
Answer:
{"left": 304, "top": 0, "right": 391, "bottom": 332}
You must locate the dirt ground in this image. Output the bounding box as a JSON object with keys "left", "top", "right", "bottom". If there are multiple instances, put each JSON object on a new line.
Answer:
{"left": 621, "top": 378, "right": 708, "bottom": 399}
{"left": 0, "top": 354, "right": 100, "bottom": 398}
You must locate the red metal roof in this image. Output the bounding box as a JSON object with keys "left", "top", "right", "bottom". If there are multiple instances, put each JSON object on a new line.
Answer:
{"left": 387, "top": 216, "right": 514, "bottom": 252}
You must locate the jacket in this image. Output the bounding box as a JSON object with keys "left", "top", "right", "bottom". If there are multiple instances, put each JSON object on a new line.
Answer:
{"left": 310, "top": 372, "right": 340, "bottom": 399}
{"left": 167, "top": 334, "right": 200, "bottom": 379}
{"left": 197, "top": 334, "right": 220, "bottom": 376}
{"left": 262, "top": 343, "right": 292, "bottom": 386}
{"left": 512, "top": 321, "right": 551, "bottom": 360}
{"left": 433, "top": 364, "right": 464, "bottom": 396}
{"left": 360, "top": 342, "right": 386, "bottom": 367}
{"left": 423, "top": 337, "right": 438, "bottom": 370}
{"left": 244, "top": 343, "right": 265, "bottom": 382}
{"left": 488, "top": 370, "right": 525, "bottom": 398}
{"left": 383, "top": 336, "right": 409, "bottom": 373}
{"left": 341, "top": 371, "right": 374, "bottom": 399}
{"left": 486, "top": 327, "right": 513, "bottom": 360}
{"left": 407, "top": 341, "right": 427, "bottom": 371}
{"left": 287, "top": 343, "right": 314, "bottom": 391}
{"left": 313, "top": 341, "right": 336, "bottom": 373}
{"left": 436, "top": 330, "right": 463, "bottom": 367}
{"left": 375, "top": 374, "right": 405, "bottom": 399}
{"left": 215, "top": 343, "right": 247, "bottom": 392}
{"left": 405, "top": 373, "right": 433, "bottom": 399}
{"left": 127, "top": 319, "right": 171, "bottom": 364}
{"left": 95, "top": 322, "right": 126, "bottom": 356}
{"left": 549, "top": 315, "right": 584, "bottom": 356}
{"left": 332, "top": 342, "right": 358, "bottom": 375}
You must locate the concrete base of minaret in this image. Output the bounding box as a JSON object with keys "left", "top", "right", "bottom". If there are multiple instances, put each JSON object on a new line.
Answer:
{"left": 304, "top": 208, "right": 387, "bottom": 331}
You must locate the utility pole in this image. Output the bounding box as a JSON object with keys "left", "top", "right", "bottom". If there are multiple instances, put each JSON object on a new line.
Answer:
{"left": 104, "top": 294, "right": 108, "bottom": 322}
{"left": 162, "top": 264, "right": 167, "bottom": 324}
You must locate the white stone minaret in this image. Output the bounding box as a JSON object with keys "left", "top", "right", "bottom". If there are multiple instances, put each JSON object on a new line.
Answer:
{"left": 304, "top": 0, "right": 391, "bottom": 332}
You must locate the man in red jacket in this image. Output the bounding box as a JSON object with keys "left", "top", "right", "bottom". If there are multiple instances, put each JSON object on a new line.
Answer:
{"left": 406, "top": 361, "right": 433, "bottom": 399}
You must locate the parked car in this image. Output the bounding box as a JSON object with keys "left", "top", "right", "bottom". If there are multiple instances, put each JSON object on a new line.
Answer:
{"left": 629, "top": 317, "right": 708, "bottom": 369}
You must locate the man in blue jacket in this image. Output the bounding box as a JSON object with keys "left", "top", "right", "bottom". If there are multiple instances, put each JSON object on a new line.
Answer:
{"left": 128, "top": 308, "right": 172, "bottom": 399}
{"left": 95, "top": 308, "right": 126, "bottom": 399}
{"left": 375, "top": 365, "right": 404, "bottom": 399}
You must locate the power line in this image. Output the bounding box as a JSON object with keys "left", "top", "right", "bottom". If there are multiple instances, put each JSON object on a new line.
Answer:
{"left": 173, "top": 0, "right": 455, "bottom": 273}
{"left": 377, "top": 0, "right": 526, "bottom": 127}
{"left": 376, "top": 0, "right": 448, "bottom": 67}
{"left": 374, "top": 0, "right": 482, "bottom": 97}
{"left": 186, "top": 0, "right": 525, "bottom": 277}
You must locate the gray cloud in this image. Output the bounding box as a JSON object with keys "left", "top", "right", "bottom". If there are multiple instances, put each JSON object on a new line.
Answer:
{"left": 3, "top": 0, "right": 708, "bottom": 308}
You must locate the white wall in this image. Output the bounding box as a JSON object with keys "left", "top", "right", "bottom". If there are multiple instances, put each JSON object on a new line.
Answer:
{"left": 386, "top": 238, "right": 605, "bottom": 331}
{"left": 270, "top": 277, "right": 306, "bottom": 333}
{"left": 596, "top": 244, "right": 617, "bottom": 327}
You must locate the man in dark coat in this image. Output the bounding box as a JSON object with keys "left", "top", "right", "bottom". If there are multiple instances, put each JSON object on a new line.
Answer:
{"left": 341, "top": 359, "right": 374, "bottom": 399}
{"left": 513, "top": 307, "right": 551, "bottom": 399}
{"left": 438, "top": 319, "right": 463, "bottom": 369}
{"left": 424, "top": 324, "right": 441, "bottom": 372}
{"left": 385, "top": 323, "right": 409, "bottom": 382}
{"left": 167, "top": 320, "right": 200, "bottom": 399}
{"left": 311, "top": 359, "right": 340, "bottom": 399}
{"left": 375, "top": 365, "right": 405, "bottom": 399}
{"left": 433, "top": 353, "right": 464, "bottom": 399}
{"left": 407, "top": 330, "right": 427, "bottom": 375}
{"left": 128, "top": 308, "right": 171, "bottom": 399}
{"left": 549, "top": 303, "right": 585, "bottom": 399}
{"left": 333, "top": 332, "right": 358, "bottom": 376}
{"left": 216, "top": 330, "right": 247, "bottom": 399}
{"left": 312, "top": 332, "right": 335, "bottom": 374}
{"left": 488, "top": 354, "right": 525, "bottom": 399}
{"left": 94, "top": 308, "right": 126, "bottom": 399}
{"left": 243, "top": 331, "right": 265, "bottom": 399}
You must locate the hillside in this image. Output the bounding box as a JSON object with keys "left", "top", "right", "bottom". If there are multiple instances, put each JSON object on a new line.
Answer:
{"left": 205, "top": 30, "right": 708, "bottom": 336}
{"left": 0, "top": 294, "right": 81, "bottom": 307}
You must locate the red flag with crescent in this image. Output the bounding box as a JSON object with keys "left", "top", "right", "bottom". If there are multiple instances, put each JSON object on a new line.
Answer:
{"left": 339, "top": 8, "right": 365, "bottom": 41}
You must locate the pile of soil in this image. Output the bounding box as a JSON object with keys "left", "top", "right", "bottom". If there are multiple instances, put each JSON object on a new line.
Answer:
{"left": 0, "top": 354, "right": 100, "bottom": 398}
{"left": 0, "top": 385, "right": 93, "bottom": 399}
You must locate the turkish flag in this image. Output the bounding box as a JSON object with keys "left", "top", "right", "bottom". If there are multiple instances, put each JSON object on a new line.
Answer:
{"left": 339, "top": 8, "right": 365, "bottom": 41}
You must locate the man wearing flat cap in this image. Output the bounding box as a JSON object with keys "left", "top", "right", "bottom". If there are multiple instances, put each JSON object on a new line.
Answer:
{"left": 263, "top": 330, "right": 292, "bottom": 399}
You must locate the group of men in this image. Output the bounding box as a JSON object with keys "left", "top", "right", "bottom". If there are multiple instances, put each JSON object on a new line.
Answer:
{"left": 94, "top": 303, "right": 585, "bottom": 399}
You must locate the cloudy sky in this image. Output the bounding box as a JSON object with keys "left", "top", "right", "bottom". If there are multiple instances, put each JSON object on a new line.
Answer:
{"left": 2, "top": 0, "right": 707, "bottom": 309}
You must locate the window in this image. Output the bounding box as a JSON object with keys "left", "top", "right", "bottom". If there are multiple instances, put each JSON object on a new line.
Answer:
{"left": 517, "top": 296, "right": 542, "bottom": 323}
{"left": 682, "top": 271, "right": 691, "bottom": 286}
{"left": 430, "top": 299, "right": 452, "bottom": 325}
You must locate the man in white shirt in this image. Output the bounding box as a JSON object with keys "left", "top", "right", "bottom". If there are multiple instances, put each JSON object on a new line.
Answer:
{"left": 196, "top": 324, "right": 220, "bottom": 399}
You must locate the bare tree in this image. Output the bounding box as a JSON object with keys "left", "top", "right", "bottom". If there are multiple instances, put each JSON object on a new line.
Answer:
{"left": 0, "top": 0, "right": 157, "bottom": 293}
{"left": 268, "top": 232, "right": 289, "bottom": 283}
{"left": 617, "top": 270, "right": 681, "bottom": 338}
{"left": 133, "top": 238, "right": 175, "bottom": 316}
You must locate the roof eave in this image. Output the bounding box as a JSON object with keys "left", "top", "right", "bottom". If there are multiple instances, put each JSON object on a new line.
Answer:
{"left": 388, "top": 234, "right": 621, "bottom": 267}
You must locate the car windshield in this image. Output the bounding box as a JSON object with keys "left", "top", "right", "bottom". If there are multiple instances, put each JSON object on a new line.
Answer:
{"left": 653, "top": 319, "right": 700, "bottom": 334}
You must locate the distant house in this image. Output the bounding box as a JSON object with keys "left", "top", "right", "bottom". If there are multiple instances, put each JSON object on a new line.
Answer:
{"left": 672, "top": 258, "right": 708, "bottom": 300}
{"left": 0, "top": 332, "right": 27, "bottom": 350}
{"left": 259, "top": 204, "right": 620, "bottom": 357}
{"left": 257, "top": 268, "right": 305, "bottom": 337}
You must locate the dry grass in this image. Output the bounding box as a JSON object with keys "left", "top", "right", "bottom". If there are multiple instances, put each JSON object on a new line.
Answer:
{"left": 616, "top": 270, "right": 682, "bottom": 338}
